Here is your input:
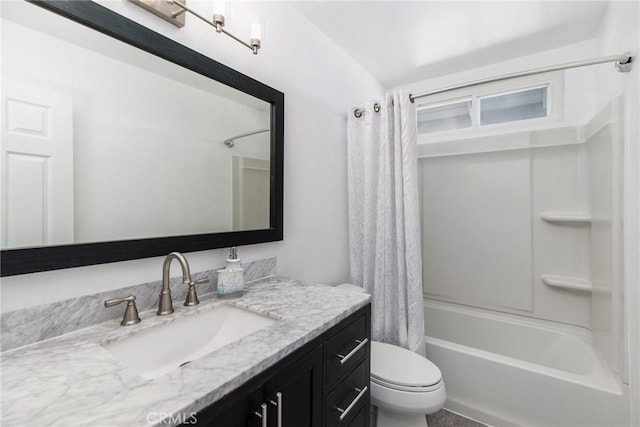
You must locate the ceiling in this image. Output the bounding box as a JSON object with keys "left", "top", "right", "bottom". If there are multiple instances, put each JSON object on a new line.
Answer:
{"left": 292, "top": 1, "right": 610, "bottom": 88}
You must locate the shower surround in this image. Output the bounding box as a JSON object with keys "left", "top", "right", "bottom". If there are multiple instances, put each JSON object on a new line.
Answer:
{"left": 419, "top": 99, "right": 627, "bottom": 425}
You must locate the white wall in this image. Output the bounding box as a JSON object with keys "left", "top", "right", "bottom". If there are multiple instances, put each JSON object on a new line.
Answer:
{"left": 0, "top": 1, "right": 385, "bottom": 311}
{"left": 587, "top": 98, "right": 625, "bottom": 378}
{"left": 592, "top": 1, "right": 640, "bottom": 424}
{"left": 420, "top": 129, "right": 597, "bottom": 328}
{"left": 421, "top": 149, "right": 534, "bottom": 313}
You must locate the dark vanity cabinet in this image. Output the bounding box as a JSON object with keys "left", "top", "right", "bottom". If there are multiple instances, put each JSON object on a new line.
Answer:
{"left": 196, "top": 348, "right": 322, "bottom": 427}
{"left": 190, "top": 304, "right": 371, "bottom": 427}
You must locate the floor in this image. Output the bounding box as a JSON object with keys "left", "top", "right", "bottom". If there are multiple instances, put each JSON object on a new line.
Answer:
{"left": 427, "top": 409, "right": 487, "bottom": 427}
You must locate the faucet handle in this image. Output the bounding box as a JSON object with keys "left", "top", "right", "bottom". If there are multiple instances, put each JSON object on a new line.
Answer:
{"left": 184, "top": 277, "right": 209, "bottom": 306}
{"left": 192, "top": 277, "right": 209, "bottom": 285}
{"left": 104, "top": 295, "right": 141, "bottom": 326}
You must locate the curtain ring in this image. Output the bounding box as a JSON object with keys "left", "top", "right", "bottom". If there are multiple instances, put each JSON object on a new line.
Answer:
{"left": 353, "top": 103, "right": 380, "bottom": 118}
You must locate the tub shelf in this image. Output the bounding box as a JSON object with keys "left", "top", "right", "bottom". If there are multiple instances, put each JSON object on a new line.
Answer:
{"left": 541, "top": 275, "right": 592, "bottom": 292}
{"left": 540, "top": 212, "right": 592, "bottom": 224}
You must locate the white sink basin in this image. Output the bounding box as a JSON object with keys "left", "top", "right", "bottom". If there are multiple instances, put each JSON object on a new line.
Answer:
{"left": 103, "top": 304, "right": 276, "bottom": 379}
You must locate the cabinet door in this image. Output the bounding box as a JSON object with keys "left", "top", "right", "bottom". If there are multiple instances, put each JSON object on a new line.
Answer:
{"left": 264, "top": 345, "right": 323, "bottom": 427}
{"left": 192, "top": 384, "right": 264, "bottom": 427}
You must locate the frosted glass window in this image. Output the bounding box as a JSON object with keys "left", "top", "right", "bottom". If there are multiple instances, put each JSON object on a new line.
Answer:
{"left": 480, "top": 86, "right": 548, "bottom": 125}
{"left": 417, "top": 100, "right": 472, "bottom": 134}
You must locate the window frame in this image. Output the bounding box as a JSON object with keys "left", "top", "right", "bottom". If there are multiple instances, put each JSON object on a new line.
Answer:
{"left": 416, "top": 71, "right": 564, "bottom": 144}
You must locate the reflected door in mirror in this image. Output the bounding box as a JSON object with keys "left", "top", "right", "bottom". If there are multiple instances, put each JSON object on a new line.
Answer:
{"left": 1, "top": 81, "right": 74, "bottom": 248}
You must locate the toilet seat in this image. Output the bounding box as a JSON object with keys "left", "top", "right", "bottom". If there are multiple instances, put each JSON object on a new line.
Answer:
{"left": 371, "top": 341, "right": 442, "bottom": 392}
{"left": 372, "top": 376, "right": 443, "bottom": 393}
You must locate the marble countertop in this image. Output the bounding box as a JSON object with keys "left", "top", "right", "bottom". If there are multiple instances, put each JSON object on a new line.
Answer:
{"left": 1, "top": 277, "right": 369, "bottom": 427}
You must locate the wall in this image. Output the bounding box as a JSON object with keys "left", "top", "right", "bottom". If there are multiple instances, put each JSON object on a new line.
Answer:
{"left": 0, "top": 0, "right": 385, "bottom": 311}
{"left": 421, "top": 149, "right": 534, "bottom": 313}
{"left": 587, "top": 98, "right": 625, "bottom": 378}
{"left": 592, "top": 1, "right": 640, "bottom": 424}
{"left": 419, "top": 127, "right": 596, "bottom": 328}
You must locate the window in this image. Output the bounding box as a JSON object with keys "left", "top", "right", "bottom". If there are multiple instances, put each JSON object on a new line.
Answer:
{"left": 479, "top": 86, "right": 548, "bottom": 125}
{"left": 416, "top": 74, "right": 560, "bottom": 138}
{"left": 417, "top": 99, "right": 472, "bottom": 134}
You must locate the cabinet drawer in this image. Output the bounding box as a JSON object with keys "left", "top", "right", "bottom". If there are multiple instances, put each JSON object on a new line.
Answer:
{"left": 325, "top": 314, "right": 369, "bottom": 390}
{"left": 325, "top": 360, "right": 369, "bottom": 427}
{"left": 345, "top": 404, "right": 367, "bottom": 427}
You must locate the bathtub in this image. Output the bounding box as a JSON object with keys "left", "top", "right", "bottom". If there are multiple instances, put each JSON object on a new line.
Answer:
{"left": 423, "top": 300, "right": 629, "bottom": 427}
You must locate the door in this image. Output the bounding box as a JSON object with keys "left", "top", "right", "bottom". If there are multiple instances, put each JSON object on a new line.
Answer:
{"left": 232, "top": 157, "right": 270, "bottom": 231}
{"left": 1, "top": 80, "right": 74, "bottom": 248}
{"left": 264, "top": 345, "right": 323, "bottom": 427}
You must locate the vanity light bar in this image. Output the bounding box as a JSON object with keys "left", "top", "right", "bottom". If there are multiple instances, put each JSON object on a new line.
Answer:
{"left": 129, "top": 0, "right": 261, "bottom": 54}
{"left": 128, "top": 0, "right": 185, "bottom": 27}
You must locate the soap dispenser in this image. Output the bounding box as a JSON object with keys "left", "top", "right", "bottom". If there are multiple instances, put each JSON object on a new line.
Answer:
{"left": 216, "top": 247, "right": 245, "bottom": 297}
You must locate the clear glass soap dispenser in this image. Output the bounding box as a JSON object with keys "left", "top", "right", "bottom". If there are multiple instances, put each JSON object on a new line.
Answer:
{"left": 216, "top": 247, "right": 244, "bottom": 297}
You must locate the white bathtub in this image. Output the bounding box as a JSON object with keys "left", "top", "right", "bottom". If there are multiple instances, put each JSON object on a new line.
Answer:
{"left": 424, "top": 300, "right": 629, "bottom": 426}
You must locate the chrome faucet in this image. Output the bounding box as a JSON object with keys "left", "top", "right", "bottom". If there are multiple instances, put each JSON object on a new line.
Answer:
{"left": 157, "top": 252, "right": 208, "bottom": 315}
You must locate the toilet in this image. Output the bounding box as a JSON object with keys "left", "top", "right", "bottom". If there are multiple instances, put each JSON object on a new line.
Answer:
{"left": 337, "top": 284, "right": 446, "bottom": 427}
{"left": 370, "top": 341, "right": 445, "bottom": 427}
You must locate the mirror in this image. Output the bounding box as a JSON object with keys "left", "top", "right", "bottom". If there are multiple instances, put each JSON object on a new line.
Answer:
{"left": 0, "top": 1, "right": 284, "bottom": 276}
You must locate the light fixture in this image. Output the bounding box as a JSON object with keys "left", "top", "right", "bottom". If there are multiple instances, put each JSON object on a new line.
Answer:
{"left": 128, "top": 0, "right": 262, "bottom": 55}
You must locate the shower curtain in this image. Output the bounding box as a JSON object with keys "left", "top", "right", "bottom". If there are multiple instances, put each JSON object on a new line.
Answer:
{"left": 347, "top": 91, "right": 425, "bottom": 355}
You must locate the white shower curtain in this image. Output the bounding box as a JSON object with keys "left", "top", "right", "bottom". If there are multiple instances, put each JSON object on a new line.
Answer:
{"left": 347, "top": 90, "right": 425, "bottom": 355}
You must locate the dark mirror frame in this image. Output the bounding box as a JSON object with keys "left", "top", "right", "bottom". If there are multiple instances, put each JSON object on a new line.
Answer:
{"left": 1, "top": 0, "right": 284, "bottom": 277}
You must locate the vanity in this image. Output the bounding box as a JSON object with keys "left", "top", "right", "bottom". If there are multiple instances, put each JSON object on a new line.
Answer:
{"left": 196, "top": 288, "right": 371, "bottom": 427}
{"left": 0, "top": 277, "right": 371, "bottom": 426}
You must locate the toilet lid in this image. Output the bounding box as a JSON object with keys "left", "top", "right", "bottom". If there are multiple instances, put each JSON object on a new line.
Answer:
{"left": 371, "top": 341, "right": 442, "bottom": 388}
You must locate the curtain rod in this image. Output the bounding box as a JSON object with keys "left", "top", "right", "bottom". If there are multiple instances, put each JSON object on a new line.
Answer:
{"left": 223, "top": 128, "right": 269, "bottom": 148}
{"left": 408, "top": 52, "right": 632, "bottom": 103}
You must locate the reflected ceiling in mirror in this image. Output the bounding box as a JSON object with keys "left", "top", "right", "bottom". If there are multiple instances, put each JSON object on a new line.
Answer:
{"left": 0, "top": 0, "right": 284, "bottom": 276}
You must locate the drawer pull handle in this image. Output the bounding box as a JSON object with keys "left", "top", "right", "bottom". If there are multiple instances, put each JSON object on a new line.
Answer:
{"left": 336, "top": 338, "right": 369, "bottom": 365}
{"left": 336, "top": 386, "right": 368, "bottom": 421}
{"left": 269, "top": 392, "right": 283, "bottom": 427}
{"left": 253, "top": 403, "right": 268, "bottom": 427}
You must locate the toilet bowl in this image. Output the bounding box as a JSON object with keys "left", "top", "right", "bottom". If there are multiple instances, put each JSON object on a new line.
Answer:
{"left": 337, "top": 284, "right": 446, "bottom": 427}
{"left": 370, "top": 341, "right": 445, "bottom": 427}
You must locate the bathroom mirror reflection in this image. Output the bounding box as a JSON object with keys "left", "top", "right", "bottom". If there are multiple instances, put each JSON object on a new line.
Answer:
{"left": 0, "top": 0, "right": 284, "bottom": 276}
{"left": 1, "top": 1, "right": 270, "bottom": 249}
